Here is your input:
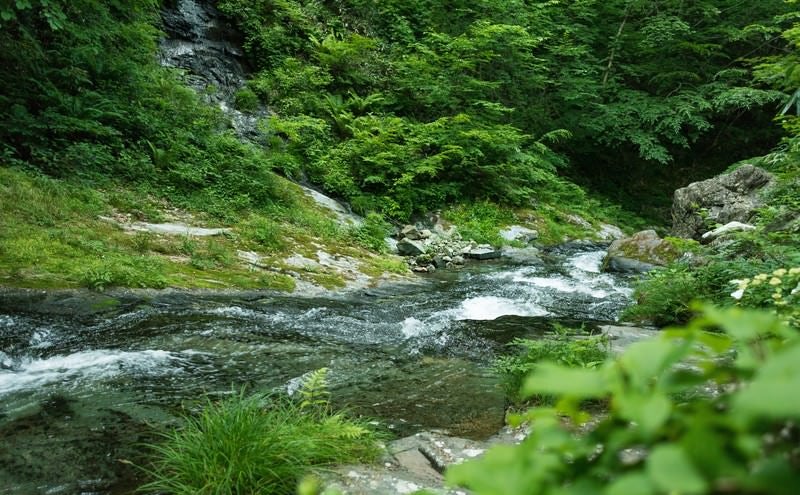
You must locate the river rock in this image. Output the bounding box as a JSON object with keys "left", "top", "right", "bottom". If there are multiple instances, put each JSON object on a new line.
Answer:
{"left": 597, "top": 223, "right": 625, "bottom": 241}
{"left": 602, "top": 230, "right": 680, "bottom": 273}
{"left": 466, "top": 246, "right": 502, "bottom": 260}
{"left": 700, "top": 221, "right": 756, "bottom": 244}
{"left": 397, "top": 238, "right": 427, "bottom": 256}
{"left": 400, "top": 225, "right": 423, "bottom": 240}
{"left": 452, "top": 255, "right": 465, "bottom": 265}
{"left": 672, "top": 164, "right": 774, "bottom": 240}
{"left": 499, "top": 225, "right": 539, "bottom": 244}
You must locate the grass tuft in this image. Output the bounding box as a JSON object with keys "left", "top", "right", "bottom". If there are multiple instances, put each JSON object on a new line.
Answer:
{"left": 140, "top": 382, "right": 382, "bottom": 494}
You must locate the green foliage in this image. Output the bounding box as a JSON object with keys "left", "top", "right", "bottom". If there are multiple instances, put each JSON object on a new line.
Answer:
{"left": 233, "top": 86, "right": 260, "bottom": 113}
{"left": 81, "top": 255, "right": 167, "bottom": 290}
{"left": 626, "top": 213, "right": 800, "bottom": 325}
{"left": 494, "top": 326, "right": 609, "bottom": 403}
{"left": 140, "top": 387, "right": 381, "bottom": 495}
{"left": 241, "top": 215, "right": 286, "bottom": 251}
{"left": 448, "top": 306, "right": 800, "bottom": 495}
{"left": 444, "top": 201, "right": 515, "bottom": 246}
{"left": 347, "top": 213, "right": 391, "bottom": 253}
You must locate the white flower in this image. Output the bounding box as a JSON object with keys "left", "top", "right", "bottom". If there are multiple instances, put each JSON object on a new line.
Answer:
{"left": 731, "top": 289, "right": 744, "bottom": 300}
{"left": 773, "top": 268, "right": 788, "bottom": 277}
{"left": 769, "top": 277, "right": 782, "bottom": 286}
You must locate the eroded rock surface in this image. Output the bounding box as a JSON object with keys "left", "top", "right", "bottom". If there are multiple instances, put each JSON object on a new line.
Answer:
{"left": 672, "top": 165, "right": 773, "bottom": 240}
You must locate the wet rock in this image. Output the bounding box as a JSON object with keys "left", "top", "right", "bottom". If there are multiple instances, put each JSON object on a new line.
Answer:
{"left": 600, "top": 324, "right": 660, "bottom": 354}
{"left": 452, "top": 255, "right": 465, "bottom": 265}
{"left": 602, "top": 230, "right": 681, "bottom": 273}
{"left": 466, "top": 246, "right": 502, "bottom": 260}
{"left": 700, "top": 221, "right": 755, "bottom": 244}
{"left": 397, "top": 238, "right": 427, "bottom": 256}
{"left": 499, "top": 225, "right": 538, "bottom": 244}
{"left": 501, "top": 246, "right": 541, "bottom": 264}
{"left": 432, "top": 255, "right": 448, "bottom": 269}
{"left": 672, "top": 164, "right": 774, "bottom": 240}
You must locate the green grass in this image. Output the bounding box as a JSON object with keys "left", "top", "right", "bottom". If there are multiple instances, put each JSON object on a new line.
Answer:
{"left": 140, "top": 389, "right": 382, "bottom": 494}
{"left": 0, "top": 166, "right": 403, "bottom": 291}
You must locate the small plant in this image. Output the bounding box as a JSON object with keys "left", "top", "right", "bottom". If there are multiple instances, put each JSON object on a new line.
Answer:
{"left": 234, "top": 87, "right": 260, "bottom": 113}
{"left": 494, "top": 326, "right": 608, "bottom": 403}
{"left": 348, "top": 212, "right": 391, "bottom": 252}
{"left": 140, "top": 375, "right": 381, "bottom": 495}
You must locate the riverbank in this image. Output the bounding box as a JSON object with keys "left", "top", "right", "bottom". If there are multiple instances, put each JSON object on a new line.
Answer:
{"left": 0, "top": 166, "right": 641, "bottom": 295}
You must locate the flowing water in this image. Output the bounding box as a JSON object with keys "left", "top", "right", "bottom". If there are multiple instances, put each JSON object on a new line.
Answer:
{"left": 0, "top": 246, "right": 633, "bottom": 494}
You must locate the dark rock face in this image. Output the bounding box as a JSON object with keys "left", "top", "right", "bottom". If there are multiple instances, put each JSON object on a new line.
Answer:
{"left": 603, "top": 230, "right": 680, "bottom": 273}
{"left": 159, "top": 0, "right": 266, "bottom": 139}
{"left": 672, "top": 165, "right": 774, "bottom": 240}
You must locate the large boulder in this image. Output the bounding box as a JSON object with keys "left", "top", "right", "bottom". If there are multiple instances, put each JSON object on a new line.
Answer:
{"left": 602, "top": 230, "right": 681, "bottom": 273}
{"left": 672, "top": 164, "right": 773, "bottom": 240}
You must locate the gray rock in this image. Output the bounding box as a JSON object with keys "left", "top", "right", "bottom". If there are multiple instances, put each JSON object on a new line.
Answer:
{"left": 397, "top": 238, "right": 427, "bottom": 256}
{"left": 452, "top": 255, "right": 466, "bottom": 265}
{"left": 604, "top": 256, "right": 657, "bottom": 273}
{"left": 600, "top": 324, "right": 660, "bottom": 355}
{"left": 501, "top": 246, "right": 541, "bottom": 264}
{"left": 466, "top": 247, "right": 502, "bottom": 260}
{"left": 597, "top": 223, "right": 625, "bottom": 241}
{"left": 100, "top": 217, "right": 231, "bottom": 236}
{"left": 499, "top": 225, "right": 539, "bottom": 244}
{"left": 400, "top": 225, "right": 423, "bottom": 240}
{"left": 432, "top": 255, "right": 447, "bottom": 268}
{"left": 700, "top": 221, "right": 755, "bottom": 244}
{"left": 672, "top": 164, "right": 774, "bottom": 240}
{"left": 418, "top": 229, "right": 433, "bottom": 239}
{"left": 566, "top": 214, "right": 592, "bottom": 229}
{"left": 602, "top": 230, "right": 680, "bottom": 273}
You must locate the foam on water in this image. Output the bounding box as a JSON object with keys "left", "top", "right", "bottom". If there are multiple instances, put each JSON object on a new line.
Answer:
{"left": 568, "top": 251, "right": 604, "bottom": 273}
{"left": 455, "top": 296, "right": 548, "bottom": 321}
{"left": 0, "top": 349, "right": 177, "bottom": 395}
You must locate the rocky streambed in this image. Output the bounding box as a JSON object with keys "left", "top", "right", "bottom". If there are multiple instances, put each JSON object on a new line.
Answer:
{"left": 0, "top": 244, "right": 644, "bottom": 494}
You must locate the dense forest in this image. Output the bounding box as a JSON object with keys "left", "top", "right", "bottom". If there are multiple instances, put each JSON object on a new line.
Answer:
{"left": 1, "top": 0, "right": 800, "bottom": 494}
{"left": 1, "top": 0, "right": 796, "bottom": 220}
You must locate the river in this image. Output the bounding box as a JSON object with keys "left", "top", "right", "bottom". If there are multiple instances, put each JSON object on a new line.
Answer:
{"left": 0, "top": 245, "right": 633, "bottom": 494}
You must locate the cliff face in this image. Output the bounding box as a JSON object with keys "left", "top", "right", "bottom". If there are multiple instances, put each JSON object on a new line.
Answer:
{"left": 159, "top": 0, "right": 265, "bottom": 138}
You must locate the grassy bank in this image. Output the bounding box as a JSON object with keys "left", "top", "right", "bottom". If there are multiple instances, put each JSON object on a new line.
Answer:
{"left": 0, "top": 166, "right": 407, "bottom": 291}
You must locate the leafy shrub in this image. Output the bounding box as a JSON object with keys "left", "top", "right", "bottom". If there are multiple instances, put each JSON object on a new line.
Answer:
{"left": 733, "top": 267, "right": 800, "bottom": 328}
{"left": 449, "top": 306, "right": 800, "bottom": 495}
{"left": 445, "top": 201, "right": 515, "bottom": 246}
{"left": 626, "top": 228, "right": 800, "bottom": 325}
{"left": 348, "top": 212, "right": 391, "bottom": 252}
{"left": 233, "top": 87, "right": 260, "bottom": 113}
{"left": 140, "top": 371, "right": 381, "bottom": 495}
{"left": 494, "top": 327, "right": 608, "bottom": 402}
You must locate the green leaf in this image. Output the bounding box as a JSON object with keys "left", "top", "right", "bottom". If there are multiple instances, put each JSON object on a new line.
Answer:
{"left": 605, "top": 473, "right": 656, "bottom": 495}
{"left": 646, "top": 444, "right": 708, "bottom": 494}
{"left": 733, "top": 344, "right": 800, "bottom": 420}
{"left": 618, "top": 338, "right": 688, "bottom": 391}
{"left": 522, "top": 363, "right": 609, "bottom": 399}
{"left": 616, "top": 393, "right": 672, "bottom": 437}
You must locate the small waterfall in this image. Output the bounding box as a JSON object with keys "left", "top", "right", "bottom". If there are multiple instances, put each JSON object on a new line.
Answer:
{"left": 159, "top": 0, "right": 267, "bottom": 139}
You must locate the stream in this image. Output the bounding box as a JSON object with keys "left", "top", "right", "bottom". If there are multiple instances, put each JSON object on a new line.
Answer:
{"left": 0, "top": 245, "right": 633, "bottom": 494}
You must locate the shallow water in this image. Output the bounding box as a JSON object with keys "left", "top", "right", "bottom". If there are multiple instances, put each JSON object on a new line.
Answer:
{"left": 0, "top": 245, "right": 632, "bottom": 494}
